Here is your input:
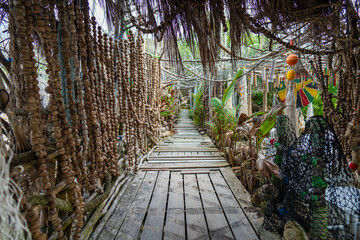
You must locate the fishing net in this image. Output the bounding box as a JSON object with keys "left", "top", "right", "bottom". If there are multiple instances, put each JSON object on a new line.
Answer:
{"left": 262, "top": 115, "right": 359, "bottom": 240}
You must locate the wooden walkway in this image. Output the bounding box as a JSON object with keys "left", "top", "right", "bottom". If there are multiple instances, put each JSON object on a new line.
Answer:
{"left": 90, "top": 110, "right": 259, "bottom": 240}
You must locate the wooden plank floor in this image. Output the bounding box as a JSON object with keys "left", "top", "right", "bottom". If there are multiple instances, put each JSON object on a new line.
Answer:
{"left": 91, "top": 110, "right": 259, "bottom": 240}
{"left": 141, "top": 110, "right": 227, "bottom": 170}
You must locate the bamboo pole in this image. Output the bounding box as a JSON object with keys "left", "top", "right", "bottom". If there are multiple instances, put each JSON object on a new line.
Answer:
{"left": 275, "top": 74, "right": 280, "bottom": 88}
{"left": 248, "top": 72, "right": 253, "bottom": 116}
{"left": 263, "top": 67, "right": 268, "bottom": 112}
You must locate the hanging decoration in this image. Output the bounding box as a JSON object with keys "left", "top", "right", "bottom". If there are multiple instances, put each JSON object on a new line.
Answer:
{"left": 5, "top": 1, "right": 163, "bottom": 239}
{"left": 277, "top": 78, "right": 287, "bottom": 102}
{"left": 286, "top": 54, "right": 298, "bottom": 66}
{"left": 294, "top": 76, "right": 318, "bottom": 108}
{"left": 277, "top": 75, "right": 318, "bottom": 108}
{"left": 286, "top": 69, "right": 296, "bottom": 81}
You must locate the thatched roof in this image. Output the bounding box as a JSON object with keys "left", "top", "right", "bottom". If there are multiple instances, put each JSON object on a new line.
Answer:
{"left": 98, "top": 0, "right": 360, "bottom": 74}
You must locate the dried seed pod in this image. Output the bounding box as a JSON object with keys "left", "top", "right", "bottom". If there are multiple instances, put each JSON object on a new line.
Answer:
{"left": 75, "top": 4, "right": 90, "bottom": 189}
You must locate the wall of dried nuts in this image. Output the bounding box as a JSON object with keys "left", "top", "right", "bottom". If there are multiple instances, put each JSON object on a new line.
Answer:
{"left": 7, "top": 0, "right": 161, "bottom": 239}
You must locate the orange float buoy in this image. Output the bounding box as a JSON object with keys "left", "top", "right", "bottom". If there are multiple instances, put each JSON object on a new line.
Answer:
{"left": 287, "top": 70, "right": 296, "bottom": 80}
{"left": 286, "top": 54, "right": 298, "bottom": 66}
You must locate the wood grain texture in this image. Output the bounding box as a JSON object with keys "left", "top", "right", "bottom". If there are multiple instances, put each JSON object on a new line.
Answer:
{"left": 141, "top": 171, "right": 170, "bottom": 240}
{"left": 210, "top": 171, "right": 258, "bottom": 240}
{"left": 98, "top": 172, "right": 146, "bottom": 240}
{"left": 220, "top": 168, "right": 263, "bottom": 235}
{"left": 115, "top": 171, "right": 158, "bottom": 240}
{"left": 91, "top": 111, "right": 260, "bottom": 240}
{"left": 184, "top": 174, "right": 210, "bottom": 240}
{"left": 197, "top": 174, "right": 234, "bottom": 240}
{"left": 164, "top": 172, "right": 186, "bottom": 240}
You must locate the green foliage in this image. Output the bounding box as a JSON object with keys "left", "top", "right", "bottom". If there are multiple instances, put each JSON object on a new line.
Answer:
{"left": 312, "top": 94, "right": 324, "bottom": 116}
{"left": 160, "top": 110, "right": 172, "bottom": 116}
{"left": 255, "top": 105, "right": 285, "bottom": 148}
{"left": 192, "top": 84, "right": 206, "bottom": 127}
{"left": 251, "top": 87, "right": 277, "bottom": 111}
{"left": 160, "top": 85, "right": 179, "bottom": 129}
{"left": 252, "top": 90, "right": 264, "bottom": 107}
{"left": 235, "top": 105, "right": 284, "bottom": 151}
{"left": 207, "top": 70, "right": 243, "bottom": 149}
{"left": 222, "top": 69, "right": 242, "bottom": 105}
{"left": 189, "top": 109, "right": 194, "bottom": 119}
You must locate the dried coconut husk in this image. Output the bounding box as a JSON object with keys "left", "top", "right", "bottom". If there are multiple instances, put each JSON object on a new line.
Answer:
{"left": 11, "top": 0, "right": 63, "bottom": 238}
{"left": 75, "top": 4, "right": 91, "bottom": 189}
{"left": 107, "top": 36, "right": 119, "bottom": 176}
{"left": 95, "top": 24, "right": 107, "bottom": 179}
{"left": 61, "top": 1, "right": 83, "bottom": 189}
{"left": 81, "top": 2, "right": 100, "bottom": 190}
{"left": 119, "top": 38, "right": 134, "bottom": 167}
{"left": 57, "top": 3, "right": 85, "bottom": 238}
{"left": 102, "top": 33, "right": 114, "bottom": 174}
{"left": 87, "top": 16, "right": 102, "bottom": 188}
{"left": 136, "top": 34, "right": 146, "bottom": 155}
{"left": 7, "top": 0, "right": 31, "bottom": 154}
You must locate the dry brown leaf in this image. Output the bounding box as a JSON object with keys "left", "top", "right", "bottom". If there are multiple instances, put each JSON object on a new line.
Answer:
{"left": 256, "top": 157, "right": 280, "bottom": 179}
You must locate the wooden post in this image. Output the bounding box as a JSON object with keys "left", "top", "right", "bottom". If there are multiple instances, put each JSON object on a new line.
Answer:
{"left": 248, "top": 72, "right": 253, "bottom": 116}
{"left": 239, "top": 74, "right": 248, "bottom": 115}
{"left": 262, "top": 67, "right": 268, "bottom": 112}
{"left": 254, "top": 74, "right": 257, "bottom": 87}
{"left": 189, "top": 89, "right": 192, "bottom": 110}
{"left": 275, "top": 74, "right": 280, "bottom": 89}
{"left": 284, "top": 81, "right": 299, "bottom": 136}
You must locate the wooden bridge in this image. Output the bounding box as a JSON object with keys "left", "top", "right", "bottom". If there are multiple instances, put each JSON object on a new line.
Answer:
{"left": 89, "top": 110, "right": 260, "bottom": 240}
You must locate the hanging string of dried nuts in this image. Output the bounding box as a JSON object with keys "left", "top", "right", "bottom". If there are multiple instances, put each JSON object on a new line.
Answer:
{"left": 312, "top": 53, "right": 357, "bottom": 164}
{"left": 103, "top": 33, "right": 116, "bottom": 175}
{"left": 96, "top": 25, "right": 107, "bottom": 179}
{"left": 11, "top": 0, "right": 52, "bottom": 238}
{"left": 128, "top": 32, "right": 140, "bottom": 164}
{"left": 35, "top": 2, "right": 71, "bottom": 239}
{"left": 136, "top": 34, "right": 146, "bottom": 154}
{"left": 82, "top": 9, "right": 99, "bottom": 189}
{"left": 55, "top": 3, "right": 85, "bottom": 239}
{"left": 75, "top": 3, "right": 90, "bottom": 189}
{"left": 89, "top": 17, "right": 104, "bottom": 183}
{"left": 7, "top": 1, "right": 163, "bottom": 238}
{"left": 123, "top": 36, "right": 135, "bottom": 166}
{"left": 62, "top": 2, "right": 83, "bottom": 189}
{"left": 107, "top": 36, "right": 119, "bottom": 175}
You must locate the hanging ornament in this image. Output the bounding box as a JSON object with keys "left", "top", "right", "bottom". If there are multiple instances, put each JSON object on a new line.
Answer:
{"left": 294, "top": 76, "right": 318, "bottom": 108}
{"left": 286, "top": 54, "right": 298, "bottom": 66}
{"left": 287, "top": 70, "right": 296, "bottom": 80}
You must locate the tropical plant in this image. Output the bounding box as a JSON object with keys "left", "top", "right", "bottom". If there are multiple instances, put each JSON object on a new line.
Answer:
{"left": 207, "top": 69, "right": 243, "bottom": 150}
{"left": 160, "top": 85, "right": 179, "bottom": 130}
{"left": 188, "top": 109, "right": 194, "bottom": 119}
{"left": 234, "top": 104, "right": 284, "bottom": 192}
{"left": 255, "top": 104, "right": 286, "bottom": 148}
{"left": 192, "top": 84, "right": 206, "bottom": 127}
